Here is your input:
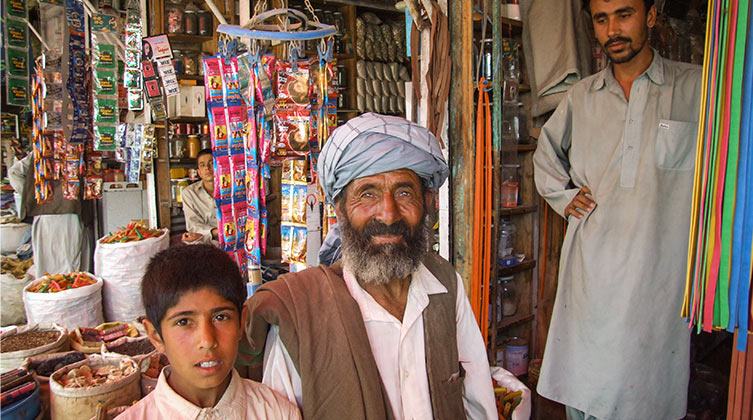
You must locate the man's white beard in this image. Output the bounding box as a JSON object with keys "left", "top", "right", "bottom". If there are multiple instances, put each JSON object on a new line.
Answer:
{"left": 339, "top": 212, "right": 432, "bottom": 286}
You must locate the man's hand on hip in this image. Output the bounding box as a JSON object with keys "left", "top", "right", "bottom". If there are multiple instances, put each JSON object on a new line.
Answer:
{"left": 565, "top": 186, "right": 596, "bottom": 219}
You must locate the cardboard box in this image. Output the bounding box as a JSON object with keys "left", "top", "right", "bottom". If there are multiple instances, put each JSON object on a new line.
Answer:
{"left": 168, "top": 86, "right": 206, "bottom": 118}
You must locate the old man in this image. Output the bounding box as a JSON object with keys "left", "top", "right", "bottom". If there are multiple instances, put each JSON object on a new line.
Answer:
{"left": 244, "top": 113, "right": 497, "bottom": 419}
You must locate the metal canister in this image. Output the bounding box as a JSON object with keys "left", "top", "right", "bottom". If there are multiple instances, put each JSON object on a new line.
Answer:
{"left": 504, "top": 337, "right": 529, "bottom": 376}
{"left": 184, "top": 10, "right": 198, "bottom": 35}
{"left": 173, "top": 122, "right": 186, "bottom": 135}
{"left": 200, "top": 134, "right": 211, "bottom": 150}
{"left": 198, "top": 10, "right": 213, "bottom": 36}
{"left": 481, "top": 39, "right": 493, "bottom": 81}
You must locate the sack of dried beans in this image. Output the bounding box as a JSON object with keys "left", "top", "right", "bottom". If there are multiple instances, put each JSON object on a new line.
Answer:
{"left": 94, "top": 226, "right": 168, "bottom": 323}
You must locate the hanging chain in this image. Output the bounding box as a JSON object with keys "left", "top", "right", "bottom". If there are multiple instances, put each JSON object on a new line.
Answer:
{"left": 252, "top": 0, "right": 267, "bottom": 22}
{"left": 303, "top": 0, "right": 319, "bottom": 23}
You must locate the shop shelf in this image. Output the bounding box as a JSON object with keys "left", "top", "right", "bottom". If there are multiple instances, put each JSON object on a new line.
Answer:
{"left": 501, "top": 143, "right": 537, "bottom": 153}
{"left": 167, "top": 34, "right": 213, "bottom": 43}
{"left": 168, "top": 116, "right": 207, "bottom": 123}
{"left": 500, "top": 203, "right": 537, "bottom": 217}
{"left": 490, "top": 313, "right": 535, "bottom": 335}
{"left": 169, "top": 158, "right": 197, "bottom": 164}
{"left": 498, "top": 259, "right": 536, "bottom": 277}
{"left": 336, "top": 109, "right": 358, "bottom": 113}
{"left": 177, "top": 75, "right": 204, "bottom": 81}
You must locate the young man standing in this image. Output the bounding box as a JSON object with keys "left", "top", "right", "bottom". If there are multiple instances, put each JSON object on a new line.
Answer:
{"left": 533, "top": 0, "right": 702, "bottom": 419}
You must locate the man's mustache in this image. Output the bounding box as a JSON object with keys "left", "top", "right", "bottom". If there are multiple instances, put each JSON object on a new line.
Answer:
{"left": 604, "top": 36, "right": 632, "bottom": 48}
{"left": 362, "top": 220, "right": 412, "bottom": 240}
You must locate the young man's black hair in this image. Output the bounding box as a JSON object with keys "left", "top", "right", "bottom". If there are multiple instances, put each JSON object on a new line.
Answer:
{"left": 141, "top": 244, "right": 246, "bottom": 336}
{"left": 196, "top": 148, "right": 212, "bottom": 162}
{"left": 582, "top": 0, "right": 655, "bottom": 13}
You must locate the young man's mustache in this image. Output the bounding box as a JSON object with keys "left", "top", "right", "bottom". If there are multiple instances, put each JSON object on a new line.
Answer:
{"left": 604, "top": 36, "right": 632, "bottom": 48}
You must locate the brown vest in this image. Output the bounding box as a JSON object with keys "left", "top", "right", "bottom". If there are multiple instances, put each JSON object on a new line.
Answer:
{"left": 21, "top": 166, "right": 90, "bottom": 223}
{"left": 242, "top": 252, "right": 466, "bottom": 420}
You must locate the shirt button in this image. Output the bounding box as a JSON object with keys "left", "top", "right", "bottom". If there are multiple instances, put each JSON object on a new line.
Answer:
{"left": 627, "top": 146, "right": 633, "bottom": 150}
{"left": 404, "top": 371, "right": 410, "bottom": 378}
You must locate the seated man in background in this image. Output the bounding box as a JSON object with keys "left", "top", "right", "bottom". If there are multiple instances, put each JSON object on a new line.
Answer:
{"left": 182, "top": 149, "right": 218, "bottom": 245}
{"left": 118, "top": 244, "right": 300, "bottom": 419}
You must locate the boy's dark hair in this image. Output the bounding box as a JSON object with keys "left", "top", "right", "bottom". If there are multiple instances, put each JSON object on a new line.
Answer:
{"left": 196, "top": 148, "right": 213, "bottom": 162}
{"left": 141, "top": 244, "right": 246, "bottom": 336}
{"left": 582, "top": 0, "right": 655, "bottom": 14}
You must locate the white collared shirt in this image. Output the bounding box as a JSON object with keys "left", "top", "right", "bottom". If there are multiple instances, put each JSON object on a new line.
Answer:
{"left": 262, "top": 263, "right": 498, "bottom": 420}
{"left": 115, "top": 367, "right": 300, "bottom": 420}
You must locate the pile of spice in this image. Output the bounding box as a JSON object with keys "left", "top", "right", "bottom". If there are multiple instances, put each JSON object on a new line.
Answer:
{"left": 1, "top": 330, "right": 60, "bottom": 353}
{"left": 107, "top": 338, "right": 154, "bottom": 357}
{"left": 32, "top": 352, "right": 87, "bottom": 377}
{"left": 58, "top": 360, "right": 136, "bottom": 388}
{"left": 100, "top": 223, "right": 164, "bottom": 244}
{"left": 27, "top": 272, "right": 97, "bottom": 293}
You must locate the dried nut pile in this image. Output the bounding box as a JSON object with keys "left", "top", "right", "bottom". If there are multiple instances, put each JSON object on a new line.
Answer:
{"left": 1, "top": 330, "right": 60, "bottom": 353}
{"left": 60, "top": 360, "right": 135, "bottom": 388}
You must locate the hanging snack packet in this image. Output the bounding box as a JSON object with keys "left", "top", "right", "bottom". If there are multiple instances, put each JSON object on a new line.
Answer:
{"left": 280, "top": 224, "right": 293, "bottom": 263}
{"left": 204, "top": 56, "right": 224, "bottom": 106}
{"left": 291, "top": 225, "right": 308, "bottom": 266}
{"left": 94, "top": 125, "right": 118, "bottom": 151}
{"left": 84, "top": 176, "right": 103, "bottom": 199}
{"left": 281, "top": 183, "right": 293, "bottom": 223}
{"left": 219, "top": 204, "right": 237, "bottom": 251}
{"left": 234, "top": 202, "right": 247, "bottom": 246}
{"left": 292, "top": 183, "right": 308, "bottom": 225}
{"left": 216, "top": 156, "right": 232, "bottom": 205}
{"left": 227, "top": 106, "right": 245, "bottom": 156}
{"left": 94, "top": 69, "right": 117, "bottom": 95}
{"left": 64, "top": 179, "right": 80, "bottom": 200}
{"left": 94, "top": 98, "right": 118, "bottom": 124}
{"left": 222, "top": 56, "right": 242, "bottom": 106}
{"left": 277, "top": 60, "right": 310, "bottom": 107}
{"left": 275, "top": 110, "right": 310, "bottom": 157}
{"left": 210, "top": 107, "right": 229, "bottom": 154}
{"left": 293, "top": 159, "right": 307, "bottom": 183}
{"left": 245, "top": 216, "right": 261, "bottom": 266}
{"left": 232, "top": 154, "right": 246, "bottom": 203}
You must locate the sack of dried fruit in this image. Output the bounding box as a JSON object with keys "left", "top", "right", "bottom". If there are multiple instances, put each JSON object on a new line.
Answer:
{"left": 49, "top": 354, "right": 141, "bottom": 420}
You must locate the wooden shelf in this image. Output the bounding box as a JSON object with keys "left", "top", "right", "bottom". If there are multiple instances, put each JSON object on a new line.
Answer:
{"left": 167, "top": 34, "right": 214, "bottom": 43}
{"left": 498, "top": 259, "right": 536, "bottom": 276}
{"left": 336, "top": 109, "right": 358, "bottom": 113}
{"left": 502, "top": 143, "right": 537, "bottom": 153}
{"left": 491, "top": 313, "right": 535, "bottom": 335}
{"left": 500, "top": 16, "right": 523, "bottom": 29}
{"left": 500, "top": 203, "right": 537, "bottom": 216}
{"left": 328, "top": 0, "right": 401, "bottom": 13}
{"left": 168, "top": 116, "right": 208, "bottom": 123}
{"left": 177, "top": 75, "right": 204, "bottom": 81}
{"left": 169, "top": 158, "right": 196, "bottom": 164}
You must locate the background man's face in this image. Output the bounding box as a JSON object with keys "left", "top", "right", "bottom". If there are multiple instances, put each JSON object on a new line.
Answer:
{"left": 590, "top": 0, "right": 656, "bottom": 64}
{"left": 197, "top": 154, "right": 214, "bottom": 183}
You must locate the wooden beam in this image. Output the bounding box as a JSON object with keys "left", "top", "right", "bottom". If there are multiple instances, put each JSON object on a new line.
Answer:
{"left": 448, "top": 0, "right": 474, "bottom": 294}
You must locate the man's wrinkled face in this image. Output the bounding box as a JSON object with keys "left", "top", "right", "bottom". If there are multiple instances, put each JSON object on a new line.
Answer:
{"left": 336, "top": 169, "right": 433, "bottom": 285}
{"left": 590, "top": 0, "right": 656, "bottom": 64}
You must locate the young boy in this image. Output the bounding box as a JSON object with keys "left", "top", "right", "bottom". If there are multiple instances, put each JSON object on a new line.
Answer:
{"left": 117, "top": 244, "right": 300, "bottom": 419}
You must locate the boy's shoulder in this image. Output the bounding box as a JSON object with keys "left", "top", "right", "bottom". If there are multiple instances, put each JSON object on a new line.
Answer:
{"left": 235, "top": 376, "right": 300, "bottom": 416}
{"left": 113, "top": 389, "right": 156, "bottom": 419}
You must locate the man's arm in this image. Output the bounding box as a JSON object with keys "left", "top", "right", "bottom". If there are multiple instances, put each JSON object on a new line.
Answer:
{"left": 455, "top": 274, "right": 499, "bottom": 419}
{"left": 181, "top": 186, "right": 216, "bottom": 242}
{"left": 262, "top": 326, "right": 303, "bottom": 409}
{"left": 532, "top": 94, "right": 590, "bottom": 218}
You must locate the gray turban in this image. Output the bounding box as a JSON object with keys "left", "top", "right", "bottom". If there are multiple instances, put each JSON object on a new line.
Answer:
{"left": 318, "top": 113, "right": 449, "bottom": 202}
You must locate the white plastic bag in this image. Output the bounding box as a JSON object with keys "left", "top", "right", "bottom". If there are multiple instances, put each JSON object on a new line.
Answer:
{"left": 491, "top": 366, "right": 532, "bottom": 420}
{"left": 23, "top": 274, "right": 104, "bottom": 330}
{"left": 1, "top": 272, "right": 32, "bottom": 326}
{"left": 94, "top": 229, "right": 168, "bottom": 322}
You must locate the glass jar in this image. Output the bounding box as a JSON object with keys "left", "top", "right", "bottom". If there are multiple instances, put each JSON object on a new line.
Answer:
{"left": 177, "top": 178, "right": 189, "bottom": 203}
{"left": 500, "top": 276, "right": 517, "bottom": 316}
{"left": 198, "top": 10, "right": 213, "bottom": 36}
{"left": 503, "top": 56, "right": 520, "bottom": 102}
{"left": 184, "top": 9, "right": 198, "bottom": 35}
{"left": 171, "top": 179, "right": 179, "bottom": 202}
{"left": 183, "top": 51, "right": 198, "bottom": 76}
{"left": 172, "top": 49, "right": 184, "bottom": 75}
{"left": 174, "top": 136, "right": 187, "bottom": 158}
{"left": 200, "top": 134, "right": 211, "bottom": 150}
{"left": 187, "top": 134, "right": 200, "bottom": 158}
{"left": 498, "top": 218, "right": 517, "bottom": 263}
{"left": 500, "top": 163, "right": 520, "bottom": 208}
{"left": 197, "top": 53, "right": 206, "bottom": 76}
{"left": 165, "top": 1, "right": 184, "bottom": 34}
{"left": 332, "top": 11, "right": 343, "bottom": 33}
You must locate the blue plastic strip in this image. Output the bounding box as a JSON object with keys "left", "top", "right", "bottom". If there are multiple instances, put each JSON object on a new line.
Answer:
{"left": 217, "top": 23, "right": 336, "bottom": 41}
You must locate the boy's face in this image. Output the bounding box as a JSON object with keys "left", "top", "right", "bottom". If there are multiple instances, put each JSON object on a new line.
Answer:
{"left": 144, "top": 287, "right": 246, "bottom": 407}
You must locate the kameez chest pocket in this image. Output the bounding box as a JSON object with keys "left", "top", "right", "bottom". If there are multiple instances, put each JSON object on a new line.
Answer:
{"left": 655, "top": 119, "right": 698, "bottom": 170}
